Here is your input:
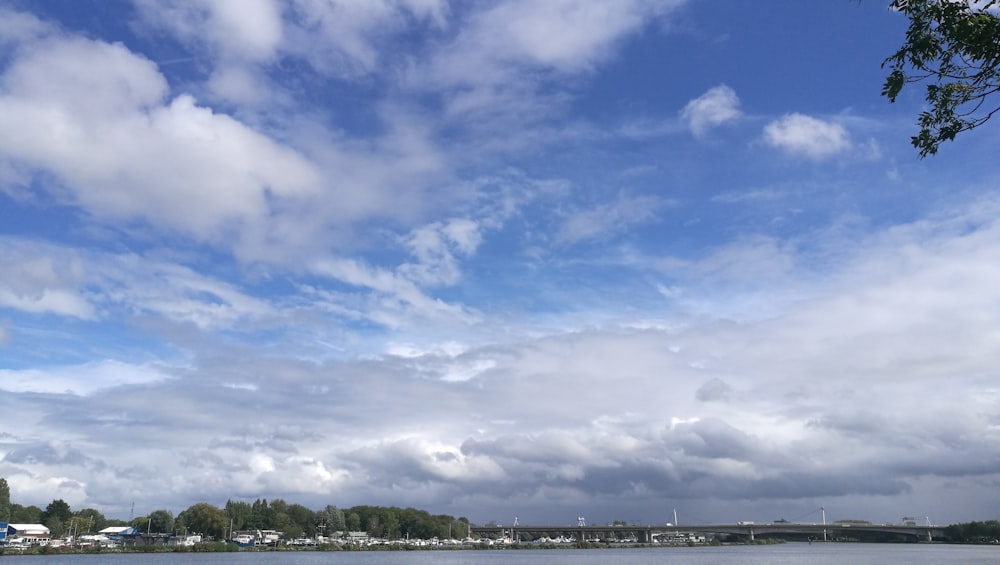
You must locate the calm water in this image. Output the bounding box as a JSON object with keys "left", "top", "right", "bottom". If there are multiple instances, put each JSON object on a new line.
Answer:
{"left": 1, "top": 545, "right": 997, "bottom": 564}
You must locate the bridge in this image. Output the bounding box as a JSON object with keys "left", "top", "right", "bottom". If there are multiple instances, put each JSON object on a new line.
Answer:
{"left": 470, "top": 522, "right": 945, "bottom": 543}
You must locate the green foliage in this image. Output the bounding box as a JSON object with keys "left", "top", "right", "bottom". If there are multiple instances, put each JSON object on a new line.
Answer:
{"left": 9, "top": 503, "right": 42, "bottom": 523}
{"left": 41, "top": 499, "right": 72, "bottom": 537}
{"left": 224, "top": 499, "right": 252, "bottom": 531}
{"left": 148, "top": 509, "right": 175, "bottom": 534}
{"left": 944, "top": 520, "right": 1000, "bottom": 542}
{"left": 223, "top": 498, "right": 319, "bottom": 539}
{"left": 287, "top": 503, "right": 316, "bottom": 537}
{"left": 0, "top": 482, "right": 469, "bottom": 548}
{"left": 346, "top": 512, "right": 361, "bottom": 532}
{"left": 42, "top": 498, "right": 72, "bottom": 524}
{"left": 177, "top": 503, "right": 228, "bottom": 540}
{"left": 249, "top": 498, "right": 274, "bottom": 529}
{"left": 341, "top": 505, "right": 464, "bottom": 540}
{"left": 319, "top": 505, "right": 346, "bottom": 535}
{"left": 882, "top": 0, "right": 1000, "bottom": 156}
{"left": 0, "top": 478, "right": 9, "bottom": 521}
{"left": 74, "top": 508, "right": 108, "bottom": 533}
{"left": 65, "top": 507, "right": 107, "bottom": 537}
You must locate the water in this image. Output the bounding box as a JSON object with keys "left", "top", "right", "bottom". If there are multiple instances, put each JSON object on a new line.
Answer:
{"left": 0, "top": 545, "right": 997, "bottom": 564}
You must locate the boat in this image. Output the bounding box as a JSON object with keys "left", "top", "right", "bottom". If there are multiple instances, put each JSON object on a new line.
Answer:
{"left": 231, "top": 534, "right": 256, "bottom": 547}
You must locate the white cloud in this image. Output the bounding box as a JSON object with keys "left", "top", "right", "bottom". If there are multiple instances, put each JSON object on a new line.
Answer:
{"left": 399, "top": 218, "right": 483, "bottom": 286}
{"left": 0, "top": 6, "right": 53, "bottom": 45}
{"left": 133, "top": 0, "right": 284, "bottom": 62}
{"left": 0, "top": 237, "right": 276, "bottom": 330}
{"left": 557, "top": 192, "right": 672, "bottom": 245}
{"left": 680, "top": 84, "right": 742, "bottom": 136}
{"left": 762, "top": 113, "right": 851, "bottom": 159}
{"left": 310, "top": 256, "right": 476, "bottom": 328}
{"left": 408, "top": 0, "right": 686, "bottom": 124}
{"left": 7, "top": 188, "right": 1000, "bottom": 518}
{"left": 462, "top": 0, "right": 665, "bottom": 73}
{"left": 0, "top": 250, "right": 95, "bottom": 319}
{"left": 0, "top": 35, "right": 323, "bottom": 256}
{"left": 0, "top": 360, "right": 171, "bottom": 396}
{"left": 285, "top": 0, "right": 444, "bottom": 78}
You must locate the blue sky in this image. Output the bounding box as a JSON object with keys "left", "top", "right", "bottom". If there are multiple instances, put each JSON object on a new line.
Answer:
{"left": 2, "top": 0, "right": 1000, "bottom": 528}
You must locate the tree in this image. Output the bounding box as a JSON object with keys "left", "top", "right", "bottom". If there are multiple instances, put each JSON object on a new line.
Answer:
{"left": 41, "top": 499, "right": 72, "bottom": 538}
{"left": 72, "top": 508, "right": 107, "bottom": 534}
{"left": 148, "top": 509, "right": 175, "bottom": 534}
{"left": 0, "top": 478, "right": 9, "bottom": 521}
{"left": 882, "top": 0, "right": 1000, "bottom": 156}
{"left": 129, "top": 516, "right": 148, "bottom": 530}
{"left": 320, "top": 505, "right": 345, "bottom": 535}
{"left": 224, "top": 499, "right": 252, "bottom": 531}
{"left": 176, "top": 503, "right": 228, "bottom": 540}
{"left": 286, "top": 504, "right": 316, "bottom": 538}
{"left": 9, "top": 504, "right": 42, "bottom": 523}
{"left": 345, "top": 512, "right": 361, "bottom": 532}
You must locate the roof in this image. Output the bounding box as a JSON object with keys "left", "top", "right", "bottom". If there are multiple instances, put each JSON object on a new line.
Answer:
{"left": 99, "top": 526, "right": 138, "bottom": 535}
{"left": 7, "top": 524, "right": 50, "bottom": 535}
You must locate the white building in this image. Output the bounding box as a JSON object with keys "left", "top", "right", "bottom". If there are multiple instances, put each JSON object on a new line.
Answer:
{"left": 6, "top": 524, "right": 51, "bottom": 546}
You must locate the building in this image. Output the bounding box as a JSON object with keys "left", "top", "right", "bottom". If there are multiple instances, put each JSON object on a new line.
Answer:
{"left": 5, "top": 524, "right": 51, "bottom": 546}
{"left": 98, "top": 526, "right": 139, "bottom": 537}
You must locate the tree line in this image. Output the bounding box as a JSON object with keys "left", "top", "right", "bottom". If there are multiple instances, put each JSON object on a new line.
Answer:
{"left": 1, "top": 477, "right": 469, "bottom": 541}
{"left": 943, "top": 521, "right": 1000, "bottom": 543}
{"left": 178, "top": 500, "right": 470, "bottom": 541}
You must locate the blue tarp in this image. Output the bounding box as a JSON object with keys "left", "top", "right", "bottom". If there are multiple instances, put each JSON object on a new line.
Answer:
{"left": 0, "top": 521, "right": 7, "bottom": 540}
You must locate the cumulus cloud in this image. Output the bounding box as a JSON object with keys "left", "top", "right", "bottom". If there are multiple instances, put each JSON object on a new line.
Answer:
{"left": 0, "top": 5, "right": 53, "bottom": 45}
{"left": 135, "top": 0, "right": 284, "bottom": 62}
{"left": 133, "top": 0, "right": 284, "bottom": 106}
{"left": 762, "top": 113, "right": 851, "bottom": 159}
{"left": 680, "top": 84, "right": 742, "bottom": 136}
{"left": 0, "top": 35, "right": 321, "bottom": 251}
{"left": 7, "top": 193, "right": 1000, "bottom": 519}
{"left": 0, "top": 26, "right": 455, "bottom": 264}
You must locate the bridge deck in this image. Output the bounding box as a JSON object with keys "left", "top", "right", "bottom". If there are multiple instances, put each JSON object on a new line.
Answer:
{"left": 470, "top": 523, "right": 943, "bottom": 541}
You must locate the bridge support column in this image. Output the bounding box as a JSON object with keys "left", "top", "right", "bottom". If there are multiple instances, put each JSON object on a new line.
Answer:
{"left": 749, "top": 527, "right": 754, "bottom": 543}
{"left": 637, "top": 529, "right": 651, "bottom": 543}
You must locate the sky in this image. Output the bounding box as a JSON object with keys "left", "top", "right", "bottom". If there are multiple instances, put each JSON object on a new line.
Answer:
{"left": 1, "top": 0, "right": 1000, "bottom": 529}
